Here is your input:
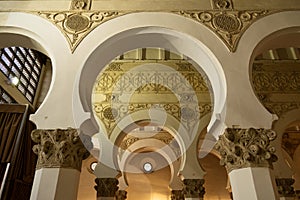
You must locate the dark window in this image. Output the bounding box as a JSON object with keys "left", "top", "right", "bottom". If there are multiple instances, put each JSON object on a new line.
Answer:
{"left": 0, "top": 47, "right": 46, "bottom": 103}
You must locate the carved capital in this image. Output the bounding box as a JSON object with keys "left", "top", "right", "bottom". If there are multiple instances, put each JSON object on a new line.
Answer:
{"left": 116, "top": 190, "right": 127, "bottom": 200}
{"left": 215, "top": 128, "right": 278, "bottom": 172}
{"left": 183, "top": 179, "right": 205, "bottom": 198}
{"left": 276, "top": 178, "right": 296, "bottom": 197}
{"left": 31, "top": 128, "right": 90, "bottom": 171}
{"left": 94, "top": 178, "right": 119, "bottom": 197}
{"left": 171, "top": 190, "right": 184, "bottom": 200}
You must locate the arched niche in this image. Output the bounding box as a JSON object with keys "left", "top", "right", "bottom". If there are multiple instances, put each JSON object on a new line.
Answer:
{"left": 72, "top": 12, "right": 227, "bottom": 141}
{"left": 222, "top": 11, "right": 300, "bottom": 129}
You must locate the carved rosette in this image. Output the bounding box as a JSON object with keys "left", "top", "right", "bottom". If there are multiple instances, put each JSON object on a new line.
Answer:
{"left": 94, "top": 178, "right": 119, "bottom": 197}
{"left": 276, "top": 178, "right": 296, "bottom": 197}
{"left": 116, "top": 190, "right": 127, "bottom": 200}
{"left": 171, "top": 190, "right": 184, "bottom": 200}
{"left": 176, "top": 10, "right": 271, "bottom": 52}
{"left": 183, "top": 179, "right": 205, "bottom": 199}
{"left": 31, "top": 128, "right": 90, "bottom": 171}
{"left": 215, "top": 128, "right": 278, "bottom": 172}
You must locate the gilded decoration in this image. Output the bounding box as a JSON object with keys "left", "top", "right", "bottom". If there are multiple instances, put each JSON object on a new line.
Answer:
{"left": 31, "top": 128, "right": 90, "bottom": 171}
{"left": 92, "top": 61, "right": 212, "bottom": 137}
{"left": 35, "top": 11, "right": 122, "bottom": 52}
{"left": 252, "top": 61, "right": 300, "bottom": 116}
{"left": 94, "top": 178, "right": 119, "bottom": 197}
{"left": 276, "top": 178, "right": 296, "bottom": 197}
{"left": 171, "top": 190, "right": 184, "bottom": 200}
{"left": 183, "top": 179, "right": 205, "bottom": 198}
{"left": 176, "top": 10, "right": 270, "bottom": 52}
{"left": 215, "top": 128, "right": 278, "bottom": 172}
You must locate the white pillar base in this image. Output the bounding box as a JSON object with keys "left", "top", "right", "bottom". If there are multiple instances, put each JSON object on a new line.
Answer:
{"left": 30, "top": 168, "right": 80, "bottom": 200}
{"left": 229, "top": 167, "right": 279, "bottom": 200}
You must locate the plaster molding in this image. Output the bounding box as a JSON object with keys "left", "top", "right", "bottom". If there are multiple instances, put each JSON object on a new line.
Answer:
{"left": 215, "top": 128, "right": 278, "bottom": 173}
{"left": 31, "top": 128, "right": 90, "bottom": 171}
{"left": 183, "top": 179, "right": 205, "bottom": 199}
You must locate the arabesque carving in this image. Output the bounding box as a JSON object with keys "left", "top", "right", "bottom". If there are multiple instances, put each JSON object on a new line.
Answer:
{"left": 252, "top": 62, "right": 300, "bottom": 116}
{"left": 93, "top": 61, "right": 212, "bottom": 137}
{"left": 31, "top": 9, "right": 284, "bottom": 53}
{"left": 183, "top": 179, "right": 205, "bottom": 198}
{"left": 31, "top": 128, "right": 90, "bottom": 171}
{"left": 171, "top": 190, "right": 184, "bottom": 200}
{"left": 276, "top": 178, "right": 296, "bottom": 197}
{"left": 94, "top": 178, "right": 119, "bottom": 197}
{"left": 176, "top": 10, "right": 270, "bottom": 52}
{"left": 35, "top": 11, "right": 123, "bottom": 52}
{"left": 119, "top": 131, "right": 174, "bottom": 150}
{"left": 215, "top": 128, "right": 278, "bottom": 172}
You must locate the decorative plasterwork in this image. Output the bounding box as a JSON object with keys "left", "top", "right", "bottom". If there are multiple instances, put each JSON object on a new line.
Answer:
{"left": 119, "top": 131, "right": 174, "bottom": 150}
{"left": 70, "top": 0, "right": 92, "bottom": 10}
{"left": 29, "top": 9, "right": 283, "bottom": 52}
{"left": 211, "top": 0, "right": 233, "bottom": 9}
{"left": 252, "top": 62, "right": 300, "bottom": 116}
{"left": 35, "top": 11, "right": 124, "bottom": 52}
{"left": 215, "top": 128, "right": 278, "bottom": 173}
{"left": 175, "top": 10, "right": 270, "bottom": 52}
{"left": 94, "top": 178, "right": 119, "bottom": 197}
{"left": 276, "top": 178, "right": 296, "bottom": 197}
{"left": 183, "top": 179, "right": 205, "bottom": 198}
{"left": 31, "top": 128, "right": 90, "bottom": 171}
{"left": 93, "top": 61, "right": 212, "bottom": 137}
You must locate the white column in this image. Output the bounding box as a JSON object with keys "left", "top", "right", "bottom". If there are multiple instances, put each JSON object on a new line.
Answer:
{"left": 229, "top": 167, "right": 278, "bottom": 200}
{"left": 215, "top": 128, "right": 279, "bottom": 200}
{"left": 30, "top": 168, "right": 80, "bottom": 200}
{"left": 30, "top": 129, "right": 90, "bottom": 200}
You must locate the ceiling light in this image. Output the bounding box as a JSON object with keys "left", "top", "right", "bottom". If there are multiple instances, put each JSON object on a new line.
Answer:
{"left": 143, "top": 162, "right": 153, "bottom": 173}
